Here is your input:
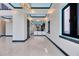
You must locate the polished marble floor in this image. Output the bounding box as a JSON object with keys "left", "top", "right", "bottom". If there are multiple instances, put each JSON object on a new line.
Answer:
{"left": 0, "top": 36, "right": 65, "bottom": 56}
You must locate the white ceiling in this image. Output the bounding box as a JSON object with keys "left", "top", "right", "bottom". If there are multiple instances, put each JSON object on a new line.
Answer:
{"left": 2, "top": 3, "right": 54, "bottom": 15}
{"left": 0, "top": 3, "right": 55, "bottom": 20}
{"left": 31, "top": 9, "right": 49, "bottom": 14}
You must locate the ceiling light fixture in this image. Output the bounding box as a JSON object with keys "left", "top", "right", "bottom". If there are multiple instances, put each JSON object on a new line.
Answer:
{"left": 48, "top": 9, "right": 56, "bottom": 14}
{"left": 21, "top": 3, "right": 32, "bottom": 12}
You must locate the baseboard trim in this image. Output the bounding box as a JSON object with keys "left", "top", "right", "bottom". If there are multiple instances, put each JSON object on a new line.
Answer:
{"left": 45, "top": 35, "right": 69, "bottom": 56}
{"left": 0, "top": 35, "right": 13, "bottom": 37}
{"left": 1, "top": 35, "right": 6, "bottom": 36}
{"left": 32, "top": 35, "right": 45, "bottom": 36}
{"left": 12, "top": 36, "right": 30, "bottom": 42}
{"left": 0, "top": 35, "right": 3, "bottom": 38}
{"left": 5, "top": 35, "right": 13, "bottom": 37}
{"left": 0, "top": 35, "right": 6, "bottom": 38}
{"left": 12, "top": 39, "right": 28, "bottom": 42}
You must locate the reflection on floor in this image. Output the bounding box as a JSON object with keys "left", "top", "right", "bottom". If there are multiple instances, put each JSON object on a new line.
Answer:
{"left": 0, "top": 36, "right": 65, "bottom": 56}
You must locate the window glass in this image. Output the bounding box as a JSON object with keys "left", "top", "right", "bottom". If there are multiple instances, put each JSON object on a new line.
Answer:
{"left": 64, "top": 6, "right": 70, "bottom": 34}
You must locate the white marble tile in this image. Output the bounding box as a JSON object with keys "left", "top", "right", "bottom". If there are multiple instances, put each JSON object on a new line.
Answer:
{"left": 0, "top": 36, "right": 65, "bottom": 56}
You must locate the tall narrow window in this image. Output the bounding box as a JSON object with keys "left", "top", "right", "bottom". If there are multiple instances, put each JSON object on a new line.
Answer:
{"left": 64, "top": 6, "right": 70, "bottom": 34}
{"left": 62, "top": 3, "right": 77, "bottom": 37}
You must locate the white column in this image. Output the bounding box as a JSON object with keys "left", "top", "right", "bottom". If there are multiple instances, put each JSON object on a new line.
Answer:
{"left": 13, "top": 10, "right": 27, "bottom": 41}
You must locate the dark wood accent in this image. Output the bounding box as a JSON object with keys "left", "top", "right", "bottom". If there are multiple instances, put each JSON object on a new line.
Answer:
{"left": 12, "top": 39, "right": 28, "bottom": 42}
{"left": 48, "top": 21, "right": 50, "bottom": 33}
{"left": 27, "top": 19, "right": 30, "bottom": 39}
{"left": 0, "top": 35, "right": 4, "bottom": 38}
{"left": 5, "top": 35, "right": 13, "bottom": 37}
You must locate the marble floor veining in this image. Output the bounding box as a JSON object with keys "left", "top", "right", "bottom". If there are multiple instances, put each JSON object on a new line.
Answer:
{"left": 0, "top": 36, "right": 65, "bottom": 56}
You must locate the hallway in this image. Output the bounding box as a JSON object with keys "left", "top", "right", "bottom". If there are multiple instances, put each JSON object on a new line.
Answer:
{"left": 1, "top": 3, "right": 79, "bottom": 56}
{"left": 0, "top": 36, "right": 64, "bottom": 56}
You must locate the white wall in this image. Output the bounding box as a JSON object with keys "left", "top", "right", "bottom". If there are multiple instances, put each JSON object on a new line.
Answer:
{"left": 0, "top": 20, "right": 5, "bottom": 36}
{"left": 30, "top": 21, "right": 32, "bottom": 35}
{"left": 45, "top": 21, "right": 48, "bottom": 33}
{"left": 0, "top": 10, "right": 15, "bottom": 16}
{"left": 13, "top": 10, "right": 27, "bottom": 41}
{"left": 0, "top": 19, "right": 13, "bottom": 36}
{"left": 6, "top": 20, "right": 13, "bottom": 35}
{"left": 0, "top": 20, "right": 2, "bottom": 36}
{"left": 46, "top": 3, "right": 79, "bottom": 56}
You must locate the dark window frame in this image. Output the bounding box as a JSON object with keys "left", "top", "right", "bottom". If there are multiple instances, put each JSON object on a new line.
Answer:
{"left": 60, "top": 3, "right": 79, "bottom": 44}
{"left": 62, "top": 3, "right": 70, "bottom": 36}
